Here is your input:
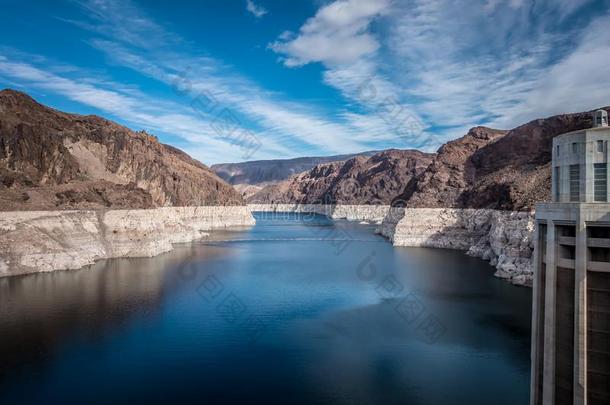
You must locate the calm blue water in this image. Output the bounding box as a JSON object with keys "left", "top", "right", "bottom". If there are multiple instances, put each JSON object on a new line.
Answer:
{"left": 0, "top": 213, "right": 531, "bottom": 404}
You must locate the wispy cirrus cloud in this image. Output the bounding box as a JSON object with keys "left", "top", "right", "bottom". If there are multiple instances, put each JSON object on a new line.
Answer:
{"left": 63, "top": 0, "right": 412, "bottom": 158}
{"left": 0, "top": 0, "right": 415, "bottom": 165}
{"left": 383, "top": 0, "right": 607, "bottom": 129}
{"left": 246, "top": 0, "right": 267, "bottom": 18}
{"left": 3, "top": 0, "right": 607, "bottom": 165}
{"left": 270, "top": 0, "right": 608, "bottom": 149}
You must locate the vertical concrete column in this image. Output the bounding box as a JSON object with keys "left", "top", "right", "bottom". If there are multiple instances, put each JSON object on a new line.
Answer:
{"left": 531, "top": 221, "right": 543, "bottom": 405}
{"left": 543, "top": 221, "right": 557, "bottom": 404}
{"left": 573, "top": 212, "right": 587, "bottom": 405}
{"left": 606, "top": 142, "right": 610, "bottom": 202}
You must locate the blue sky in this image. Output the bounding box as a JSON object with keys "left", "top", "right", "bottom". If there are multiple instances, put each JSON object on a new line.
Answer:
{"left": 1, "top": 0, "right": 609, "bottom": 164}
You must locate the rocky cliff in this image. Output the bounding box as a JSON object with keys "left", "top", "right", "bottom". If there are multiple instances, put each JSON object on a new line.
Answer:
{"left": 248, "top": 149, "right": 434, "bottom": 204}
{"left": 0, "top": 89, "right": 244, "bottom": 210}
{"left": 379, "top": 208, "right": 534, "bottom": 286}
{"left": 394, "top": 108, "right": 610, "bottom": 210}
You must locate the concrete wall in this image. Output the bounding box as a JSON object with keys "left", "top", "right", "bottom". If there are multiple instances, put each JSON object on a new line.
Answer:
{"left": 532, "top": 202, "right": 610, "bottom": 404}
{"left": 552, "top": 127, "right": 610, "bottom": 203}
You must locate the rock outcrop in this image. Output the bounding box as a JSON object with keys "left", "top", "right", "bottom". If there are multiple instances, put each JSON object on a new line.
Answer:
{"left": 0, "top": 206, "right": 255, "bottom": 277}
{"left": 0, "top": 89, "right": 244, "bottom": 210}
{"left": 249, "top": 149, "right": 434, "bottom": 205}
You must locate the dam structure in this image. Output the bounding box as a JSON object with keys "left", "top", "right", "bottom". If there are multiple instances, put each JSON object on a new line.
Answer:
{"left": 531, "top": 110, "right": 610, "bottom": 405}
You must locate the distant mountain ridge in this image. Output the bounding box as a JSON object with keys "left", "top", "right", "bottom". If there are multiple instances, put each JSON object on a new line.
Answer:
{"left": 211, "top": 151, "right": 380, "bottom": 185}
{"left": 248, "top": 149, "right": 434, "bottom": 204}
{"left": 248, "top": 107, "right": 610, "bottom": 210}
{"left": 0, "top": 89, "right": 244, "bottom": 210}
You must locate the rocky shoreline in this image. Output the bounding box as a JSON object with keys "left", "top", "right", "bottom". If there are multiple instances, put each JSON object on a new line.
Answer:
{"left": 0, "top": 206, "right": 255, "bottom": 277}
{"left": 1, "top": 203, "right": 535, "bottom": 285}
{"left": 380, "top": 208, "right": 535, "bottom": 286}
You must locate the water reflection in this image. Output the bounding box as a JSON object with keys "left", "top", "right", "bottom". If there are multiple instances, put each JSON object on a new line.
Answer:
{"left": 0, "top": 243, "right": 230, "bottom": 381}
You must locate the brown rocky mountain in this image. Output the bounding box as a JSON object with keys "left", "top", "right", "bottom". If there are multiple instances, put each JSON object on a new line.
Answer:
{"left": 394, "top": 108, "right": 610, "bottom": 210}
{"left": 248, "top": 149, "right": 434, "bottom": 204}
{"left": 0, "top": 89, "right": 244, "bottom": 210}
{"left": 211, "top": 150, "right": 380, "bottom": 185}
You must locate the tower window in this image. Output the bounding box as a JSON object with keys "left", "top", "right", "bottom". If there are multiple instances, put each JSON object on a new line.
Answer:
{"left": 572, "top": 143, "right": 578, "bottom": 153}
{"left": 570, "top": 164, "right": 580, "bottom": 202}
{"left": 598, "top": 140, "right": 605, "bottom": 153}
{"left": 594, "top": 163, "right": 607, "bottom": 202}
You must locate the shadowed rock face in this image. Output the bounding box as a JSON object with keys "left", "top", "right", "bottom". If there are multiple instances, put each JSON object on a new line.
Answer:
{"left": 394, "top": 108, "right": 610, "bottom": 211}
{"left": 0, "top": 89, "right": 244, "bottom": 210}
{"left": 248, "top": 149, "right": 435, "bottom": 204}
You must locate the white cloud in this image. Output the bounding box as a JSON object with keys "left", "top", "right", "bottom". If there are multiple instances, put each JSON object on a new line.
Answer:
{"left": 269, "top": 0, "right": 391, "bottom": 67}
{"left": 246, "top": 0, "right": 267, "bottom": 18}
{"left": 382, "top": 0, "right": 608, "bottom": 131}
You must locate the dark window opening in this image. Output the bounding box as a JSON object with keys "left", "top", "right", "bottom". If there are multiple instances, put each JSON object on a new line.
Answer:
{"left": 587, "top": 271, "right": 610, "bottom": 404}
{"left": 555, "top": 267, "right": 575, "bottom": 405}
{"left": 570, "top": 164, "right": 580, "bottom": 202}
{"left": 594, "top": 163, "right": 607, "bottom": 202}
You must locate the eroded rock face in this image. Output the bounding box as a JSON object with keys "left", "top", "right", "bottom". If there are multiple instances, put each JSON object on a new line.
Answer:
{"left": 393, "top": 127, "right": 507, "bottom": 207}
{"left": 249, "top": 150, "right": 434, "bottom": 205}
{"left": 0, "top": 89, "right": 244, "bottom": 210}
{"left": 379, "top": 207, "right": 535, "bottom": 286}
{"left": 0, "top": 206, "right": 255, "bottom": 277}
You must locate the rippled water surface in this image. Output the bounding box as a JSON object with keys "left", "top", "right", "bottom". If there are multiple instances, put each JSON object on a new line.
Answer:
{"left": 0, "top": 213, "right": 531, "bottom": 404}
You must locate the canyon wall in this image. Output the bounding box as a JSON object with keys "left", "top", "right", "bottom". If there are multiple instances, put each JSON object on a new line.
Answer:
{"left": 248, "top": 150, "right": 434, "bottom": 205}
{"left": 0, "top": 206, "right": 255, "bottom": 277}
{"left": 0, "top": 89, "right": 244, "bottom": 211}
{"left": 380, "top": 208, "right": 535, "bottom": 286}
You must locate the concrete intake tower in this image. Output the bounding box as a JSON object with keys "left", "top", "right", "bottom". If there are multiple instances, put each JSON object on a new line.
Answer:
{"left": 531, "top": 109, "right": 610, "bottom": 405}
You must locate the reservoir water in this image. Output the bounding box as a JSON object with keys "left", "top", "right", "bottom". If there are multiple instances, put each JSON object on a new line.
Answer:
{"left": 0, "top": 213, "right": 531, "bottom": 404}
